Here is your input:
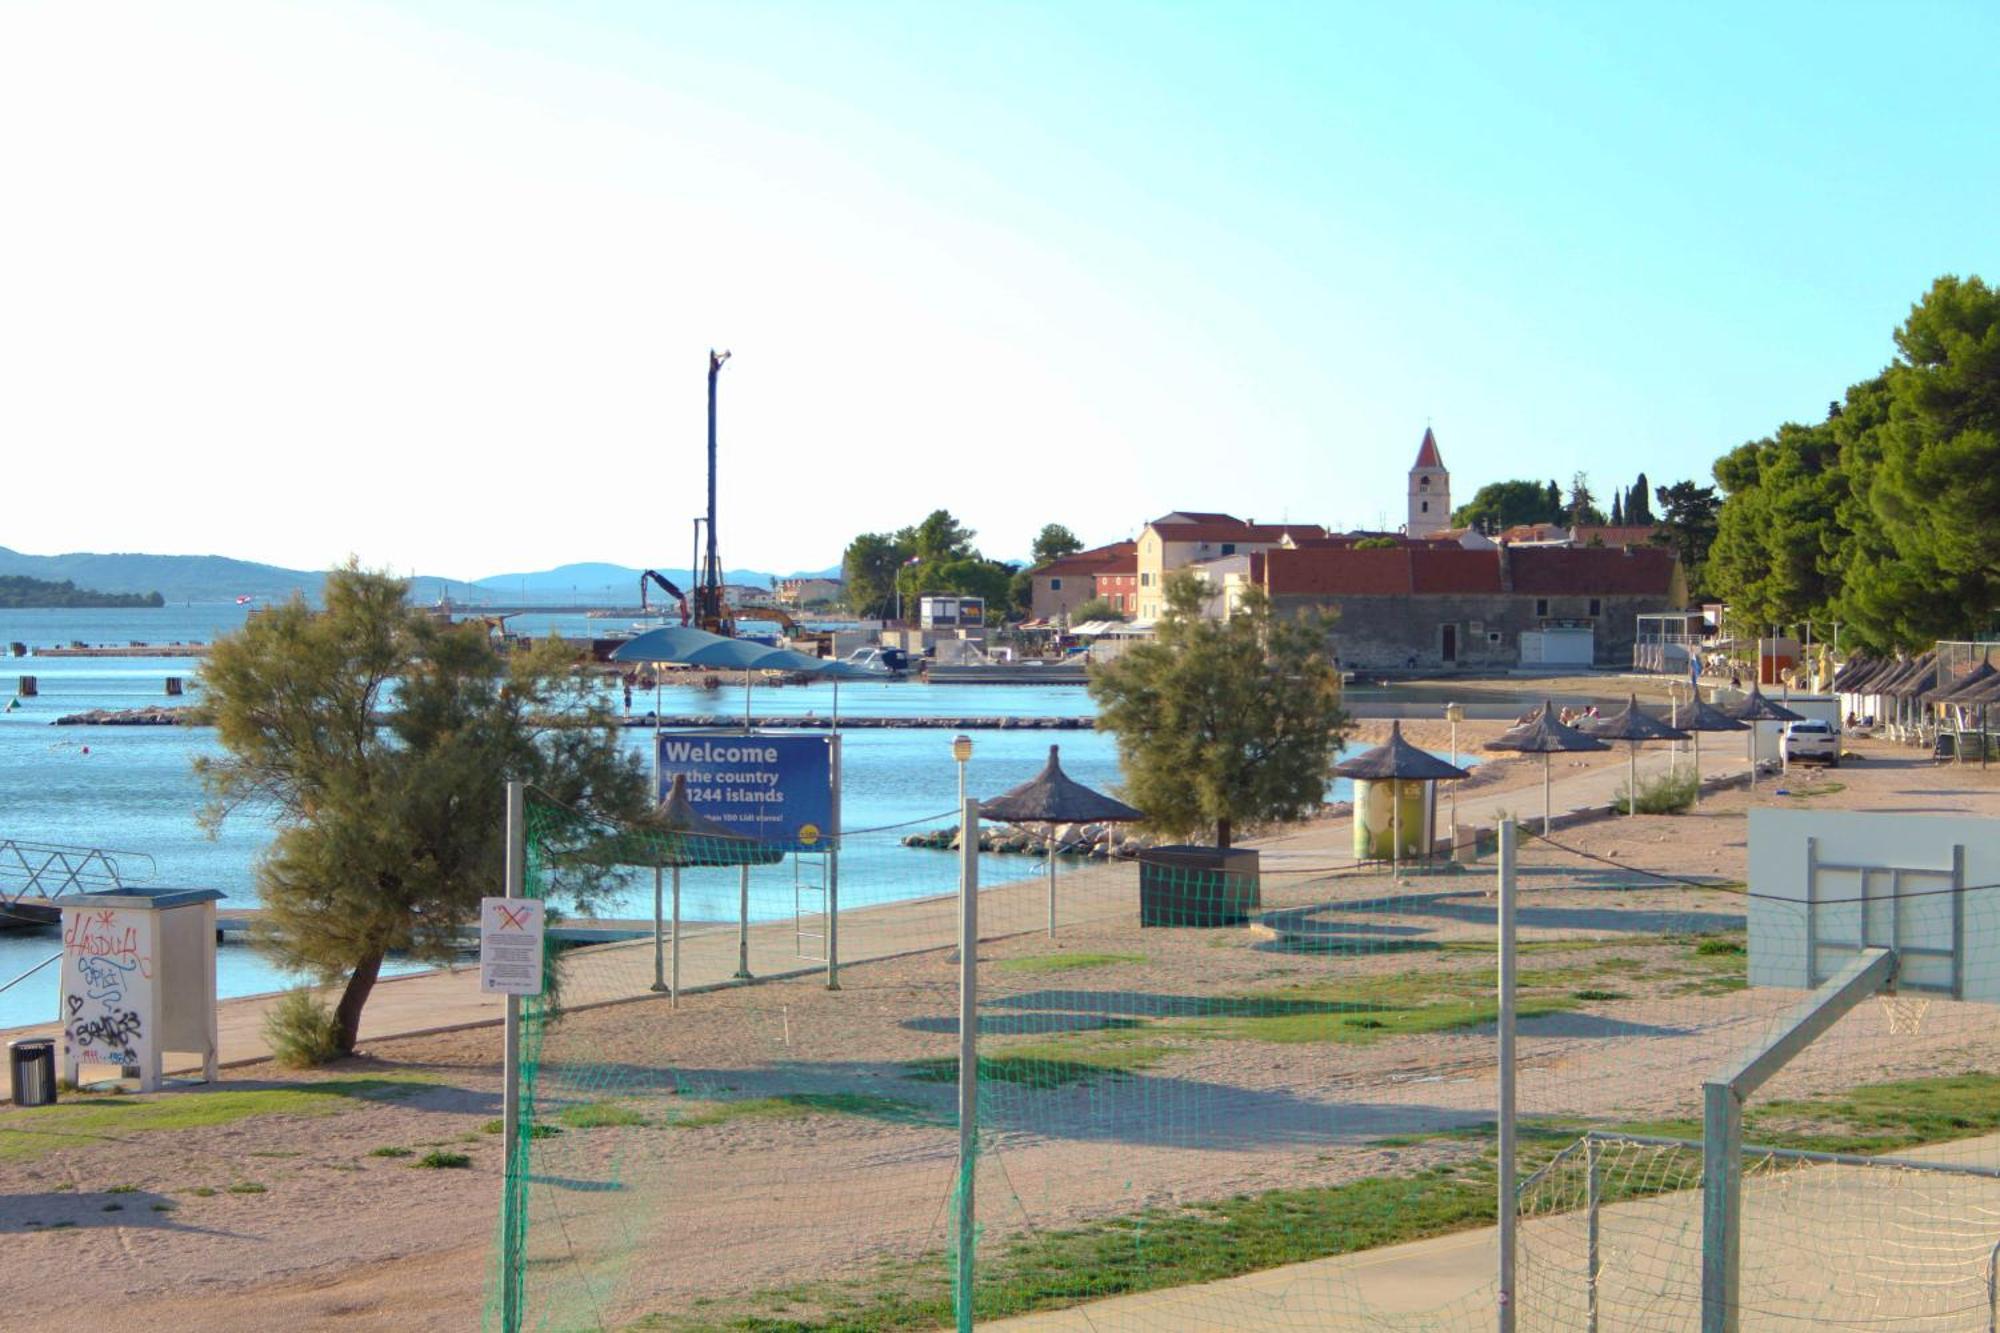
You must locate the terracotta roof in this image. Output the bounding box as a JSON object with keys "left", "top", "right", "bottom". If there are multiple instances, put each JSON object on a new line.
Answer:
{"left": 1413, "top": 427, "right": 1444, "bottom": 471}
{"left": 1506, "top": 546, "right": 1679, "bottom": 596}
{"left": 1150, "top": 510, "right": 1242, "bottom": 526}
{"left": 1034, "top": 540, "right": 1135, "bottom": 578}
{"left": 1498, "top": 523, "right": 1571, "bottom": 543}
{"left": 1262, "top": 544, "right": 1679, "bottom": 599}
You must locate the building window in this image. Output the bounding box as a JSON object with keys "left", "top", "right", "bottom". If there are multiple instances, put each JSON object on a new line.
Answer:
{"left": 1488, "top": 631, "right": 1502, "bottom": 644}
{"left": 1141, "top": 572, "right": 1154, "bottom": 587}
{"left": 1420, "top": 500, "right": 1429, "bottom": 514}
{"left": 1221, "top": 543, "right": 1236, "bottom": 556}
{"left": 1050, "top": 577, "right": 1062, "bottom": 591}
{"left": 1420, "top": 476, "right": 1430, "bottom": 489}
{"left": 1535, "top": 598, "right": 1549, "bottom": 618}
{"left": 1588, "top": 597, "right": 1601, "bottom": 616}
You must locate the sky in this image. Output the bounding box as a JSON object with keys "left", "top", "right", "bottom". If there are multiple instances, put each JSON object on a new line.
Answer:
{"left": 2, "top": 2, "right": 1995, "bottom": 579}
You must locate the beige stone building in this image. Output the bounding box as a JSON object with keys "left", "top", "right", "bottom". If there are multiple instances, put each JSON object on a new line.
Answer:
{"left": 1133, "top": 514, "right": 1327, "bottom": 621}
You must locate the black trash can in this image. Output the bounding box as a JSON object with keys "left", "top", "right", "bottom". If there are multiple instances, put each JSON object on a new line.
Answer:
{"left": 9, "top": 1037, "right": 57, "bottom": 1107}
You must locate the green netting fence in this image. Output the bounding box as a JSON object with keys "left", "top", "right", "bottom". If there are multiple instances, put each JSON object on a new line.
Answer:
{"left": 484, "top": 789, "right": 2000, "bottom": 1331}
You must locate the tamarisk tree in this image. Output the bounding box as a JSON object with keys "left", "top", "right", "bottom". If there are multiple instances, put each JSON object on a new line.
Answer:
{"left": 1089, "top": 572, "right": 1350, "bottom": 848}
{"left": 197, "top": 565, "right": 650, "bottom": 1053}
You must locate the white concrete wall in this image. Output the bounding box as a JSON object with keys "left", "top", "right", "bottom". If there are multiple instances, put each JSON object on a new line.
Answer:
{"left": 1747, "top": 809, "right": 2000, "bottom": 1001}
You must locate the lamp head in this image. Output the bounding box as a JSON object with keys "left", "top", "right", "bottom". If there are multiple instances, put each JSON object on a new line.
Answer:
{"left": 1444, "top": 702, "right": 1465, "bottom": 723}
{"left": 952, "top": 734, "right": 973, "bottom": 763}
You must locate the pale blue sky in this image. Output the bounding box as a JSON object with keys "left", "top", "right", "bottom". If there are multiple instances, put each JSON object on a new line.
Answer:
{"left": 1, "top": 2, "right": 1992, "bottom": 577}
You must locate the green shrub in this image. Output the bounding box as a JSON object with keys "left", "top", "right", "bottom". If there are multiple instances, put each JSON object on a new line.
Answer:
{"left": 1614, "top": 769, "right": 1697, "bottom": 815}
{"left": 414, "top": 1150, "right": 471, "bottom": 1169}
{"left": 263, "top": 989, "right": 343, "bottom": 1069}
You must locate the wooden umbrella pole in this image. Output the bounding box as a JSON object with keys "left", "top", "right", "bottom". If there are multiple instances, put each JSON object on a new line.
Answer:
{"left": 1692, "top": 729, "right": 1703, "bottom": 807}
{"left": 1542, "top": 753, "right": 1552, "bottom": 836}
{"left": 1046, "top": 822, "right": 1057, "bottom": 938}
{"left": 1628, "top": 741, "right": 1638, "bottom": 817}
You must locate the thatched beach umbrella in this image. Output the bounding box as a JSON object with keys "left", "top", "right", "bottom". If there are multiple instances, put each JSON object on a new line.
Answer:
{"left": 1335, "top": 721, "right": 1469, "bottom": 877}
{"left": 1581, "top": 694, "right": 1689, "bottom": 817}
{"left": 981, "top": 745, "right": 1142, "bottom": 937}
{"left": 1729, "top": 686, "right": 1804, "bottom": 788}
{"left": 1672, "top": 695, "right": 1746, "bottom": 807}
{"left": 1483, "top": 702, "right": 1609, "bottom": 835}
{"left": 1929, "top": 661, "right": 2000, "bottom": 768}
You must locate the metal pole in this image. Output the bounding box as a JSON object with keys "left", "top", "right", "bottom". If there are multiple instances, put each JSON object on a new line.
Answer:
{"left": 734, "top": 865, "right": 752, "bottom": 979}
{"left": 1498, "top": 817, "right": 1518, "bottom": 1331}
{"left": 955, "top": 796, "right": 980, "bottom": 1333}
{"left": 1586, "top": 1133, "right": 1602, "bottom": 1333}
{"left": 650, "top": 866, "right": 667, "bottom": 993}
{"left": 1627, "top": 741, "right": 1637, "bottom": 817}
{"left": 670, "top": 866, "right": 681, "bottom": 1008}
{"left": 827, "top": 733, "right": 841, "bottom": 991}
{"left": 704, "top": 350, "right": 727, "bottom": 628}
{"left": 1693, "top": 729, "right": 1703, "bottom": 807}
{"left": 1449, "top": 712, "right": 1459, "bottom": 836}
{"left": 501, "top": 779, "right": 526, "bottom": 1333}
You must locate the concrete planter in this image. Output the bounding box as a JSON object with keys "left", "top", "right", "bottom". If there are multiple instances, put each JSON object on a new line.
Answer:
{"left": 1137, "top": 846, "right": 1261, "bottom": 927}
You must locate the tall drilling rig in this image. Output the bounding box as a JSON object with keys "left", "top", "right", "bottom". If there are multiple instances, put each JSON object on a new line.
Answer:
{"left": 696, "top": 348, "right": 731, "bottom": 634}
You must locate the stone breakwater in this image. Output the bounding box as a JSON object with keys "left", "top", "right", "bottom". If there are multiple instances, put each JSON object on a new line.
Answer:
{"left": 903, "top": 822, "right": 1152, "bottom": 858}
{"left": 53, "top": 707, "right": 1094, "bottom": 731}
{"left": 615, "top": 715, "right": 1094, "bottom": 730}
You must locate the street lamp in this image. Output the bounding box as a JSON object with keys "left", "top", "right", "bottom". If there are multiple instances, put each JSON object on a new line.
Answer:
{"left": 953, "top": 734, "right": 973, "bottom": 811}
{"left": 1444, "top": 702, "right": 1464, "bottom": 843}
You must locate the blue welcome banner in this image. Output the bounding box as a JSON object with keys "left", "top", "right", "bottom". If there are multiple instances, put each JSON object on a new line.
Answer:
{"left": 654, "top": 732, "right": 836, "bottom": 850}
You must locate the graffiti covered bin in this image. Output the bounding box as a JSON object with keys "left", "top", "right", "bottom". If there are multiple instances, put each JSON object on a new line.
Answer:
{"left": 59, "top": 888, "right": 223, "bottom": 1093}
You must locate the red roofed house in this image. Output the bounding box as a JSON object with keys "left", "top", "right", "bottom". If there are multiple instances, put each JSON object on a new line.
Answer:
{"left": 1261, "top": 542, "right": 1685, "bottom": 669}
{"left": 1026, "top": 540, "right": 1137, "bottom": 621}
{"left": 1135, "top": 513, "right": 1328, "bottom": 621}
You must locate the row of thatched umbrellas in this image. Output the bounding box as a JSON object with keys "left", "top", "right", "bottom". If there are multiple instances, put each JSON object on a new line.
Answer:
{"left": 1336, "top": 684, "right": 1807, "bottom": 856}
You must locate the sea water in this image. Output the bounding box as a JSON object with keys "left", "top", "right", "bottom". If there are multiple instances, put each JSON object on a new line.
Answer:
{"left": 0, "top": 605, "right": 1412, "bottom": 1028}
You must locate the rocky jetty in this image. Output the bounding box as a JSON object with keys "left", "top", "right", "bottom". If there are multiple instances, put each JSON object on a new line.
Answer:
{"left": 617, "top": 714, "right": 1093, "bottom": 730}
{"left": 902, "top": 822, "right": 1156, "bottom": 859}
{"left": 54, "top": 706, "right": 190, "bottom": 726}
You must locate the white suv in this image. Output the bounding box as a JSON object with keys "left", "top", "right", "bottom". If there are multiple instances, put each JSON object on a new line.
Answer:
{"left": 1782, "top": 718, "right": 1841, "bottom": 767}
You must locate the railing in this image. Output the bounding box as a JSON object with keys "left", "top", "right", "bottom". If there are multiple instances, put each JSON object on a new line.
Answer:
{"left": 0, "top": 838, "right": 157, "bottom": 909}
{"left": 0, "top": 951, "right": 61, "bottom": 997}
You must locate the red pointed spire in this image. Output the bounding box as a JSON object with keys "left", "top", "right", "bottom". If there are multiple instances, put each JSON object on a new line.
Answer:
{"left": 1413, "top": 427, "right": 1444, "bottom": 471}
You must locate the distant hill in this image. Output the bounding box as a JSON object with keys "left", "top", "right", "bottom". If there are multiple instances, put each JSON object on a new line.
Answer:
{"left": 0, "top": 547, "right": 485, "bottom": 605}
{"left": 0, "top": 574, "right": 165, "bottom": 609}
{"left": 0, "top": 546, "right": 841, "bottom": 606}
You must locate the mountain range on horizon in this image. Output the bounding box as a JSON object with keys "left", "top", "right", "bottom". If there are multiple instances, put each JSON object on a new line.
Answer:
{"left": 0, "top": 546, "right": 841, "bottom": 606}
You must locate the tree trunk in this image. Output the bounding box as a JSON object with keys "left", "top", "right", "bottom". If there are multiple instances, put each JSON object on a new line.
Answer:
{"left": 333, "top": 948, "right": 386, "bottom": 1054}
{"left": 1216, "top": 816, "right": 1232, "bottom": 850}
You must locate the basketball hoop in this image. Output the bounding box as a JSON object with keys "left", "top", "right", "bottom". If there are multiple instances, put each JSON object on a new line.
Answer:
{"left": 1876, "top": 992, "right": 1931, "bottom": 1036}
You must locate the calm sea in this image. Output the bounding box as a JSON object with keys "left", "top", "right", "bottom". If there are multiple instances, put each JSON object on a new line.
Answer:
{"left": 0, "top": 604, "right": 1397, "bottom": 1028}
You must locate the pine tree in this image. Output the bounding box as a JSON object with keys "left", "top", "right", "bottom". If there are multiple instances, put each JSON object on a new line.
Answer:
{"left": 1611, "top": 492, "right": 1624, "bottom": 526}
{"left": 1627, "top": 473, "right": 1655, "bottom": 525}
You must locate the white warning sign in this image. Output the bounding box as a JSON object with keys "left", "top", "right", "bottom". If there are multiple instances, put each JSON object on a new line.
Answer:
{"left": 479, "top": 897, "right": 546, "bottom": 996}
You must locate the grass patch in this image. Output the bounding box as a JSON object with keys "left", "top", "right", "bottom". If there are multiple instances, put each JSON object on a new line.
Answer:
{"left": 185, "top": 1186, "right": 217, "bottom": 1198}
{"left": 414, "top": 1150, "right": 472, "bottom": 1169}
{"left": 1613, "top": 769, "right": 1698, "bottom": 815}
{"left": 556, "top": 1101, "right": 650, "bottom": 1130}
{"left": 101, "top": 1202, "right": 123, "bottom": 1212}
{"left": 997, "top": 952, "right": 1146, "bottom": 975}
{"left": 906, "top": 1032, "right": 1170, "bottom": 1089}
{"left": 0, "top": 1077, "right": 433, "bottom": 1163}
{"left": 1780, "top": 781, "right": 1846, "bottom": 799}
{"left": 368, "top": 1146, "right": 413, "bottom": 1158}
{"left": 480, "top": 1119, "right": 563, "bottom": 1138}
{"left": 226, "top": 1181, "right": 267, "bottom": 1194}
{"left": 671, "top": 1093, "right": 939, "bottom": 1131}
{"left": 263, "top": 988, "right": 344, "bottom": 1069}
{"left": 149, "top": 1202, "right": 175, "bottom": 1213}
{"left": 1613, "top": 1073, "right": 2000, "bottom": 1158}
{"left": 104, "top": 1183, "right": 138, "bottom": 1194}
{"left": 1695, "top": 936, "right": 1745, "bottom": 957}
{"left": 631, "top": 1168, "right": 1494, "bottom": 1330}
{"left": 1571, "top": 989, "right": 1629, "bottom": 1002}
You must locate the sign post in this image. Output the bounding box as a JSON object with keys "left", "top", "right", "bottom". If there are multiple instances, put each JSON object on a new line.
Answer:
{"left": 497, "top": 780, "right": 531, "bottom": 1333}
{"left": 653, "top": 731, "right": 842, "bottom": 989}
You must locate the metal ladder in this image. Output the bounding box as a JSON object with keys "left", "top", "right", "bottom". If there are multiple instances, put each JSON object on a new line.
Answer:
{"left": 794, "top": 853, "right": 829, "bottom": 961}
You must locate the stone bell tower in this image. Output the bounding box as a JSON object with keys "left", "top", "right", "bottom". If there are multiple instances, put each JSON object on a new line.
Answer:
{"left": 1407, "top": 427, "right": 1450, "bottom": 537}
